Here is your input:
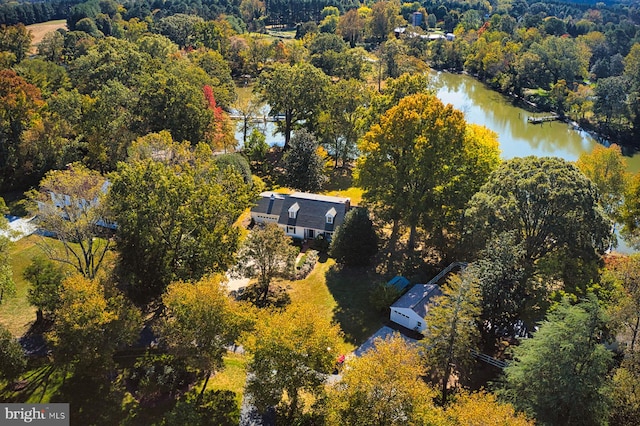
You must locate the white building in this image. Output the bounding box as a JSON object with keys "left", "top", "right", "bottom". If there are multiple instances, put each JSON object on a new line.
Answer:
{"left": 250, "top": 192, "right": 350, "bottom": 241}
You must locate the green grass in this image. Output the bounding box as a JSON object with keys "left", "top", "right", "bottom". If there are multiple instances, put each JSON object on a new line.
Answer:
{"left": 0, "top": 364, "right": 69, "bottom": 404}
{"left": 207, "top": 352, "right": 248, "bottom": 409}
{"left": 287, "top": 258, "right": 386, "bottom": 353}
{"left": 0, "top": 235, "right": 41, "bottom": 336}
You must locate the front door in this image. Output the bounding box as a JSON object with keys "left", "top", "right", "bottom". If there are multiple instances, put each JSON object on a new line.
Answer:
{"left": 306, "top": 229, "right": 315, "bottom": 239}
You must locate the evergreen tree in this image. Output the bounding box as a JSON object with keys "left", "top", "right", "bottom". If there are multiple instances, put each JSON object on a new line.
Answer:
{"left": 282, "top": 129, "right": 327, "bottom": 192}
{"left": 329, "top": 208, "right": 378, "bottom": 266}
{"left": 500, "top": 296, "right": 613, "bottom": 426}
{"left": 421, "top": 271, "right": 481, "bottom": 405}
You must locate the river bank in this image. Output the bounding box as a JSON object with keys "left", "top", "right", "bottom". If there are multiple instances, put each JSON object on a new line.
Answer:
{"left": 445, "top": 68, "right": 639, "bottom": 154}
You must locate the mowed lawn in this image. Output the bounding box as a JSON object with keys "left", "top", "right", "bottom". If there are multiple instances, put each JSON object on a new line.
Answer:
{"left": 286, "top": 258, "right": 385, "bottom": 353}
{"left": 0, "top": 235, "right": 41, "bottom": 336}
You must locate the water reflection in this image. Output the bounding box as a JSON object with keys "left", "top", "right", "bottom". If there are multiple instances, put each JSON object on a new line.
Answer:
{"left": 235, "top": 74, "right": 640, "bottom": 173}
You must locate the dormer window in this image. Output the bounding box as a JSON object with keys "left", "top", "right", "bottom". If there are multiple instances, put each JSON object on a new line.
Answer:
{"left": 326, "top": 207, "right": 336, "bottom": 224}
{"left": 288, "top": 202, "right": 300, "bottom": 219}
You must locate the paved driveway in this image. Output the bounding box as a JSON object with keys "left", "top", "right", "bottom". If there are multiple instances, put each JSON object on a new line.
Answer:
{"left": 354, "top": 325, "right": 419, "bottom": 357}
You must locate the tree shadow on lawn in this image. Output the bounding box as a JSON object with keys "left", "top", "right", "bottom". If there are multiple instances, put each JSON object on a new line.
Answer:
{"left": 49, "top": 371, "right": 123, "bottom": 425}
{"left": 324, "top": 264, "right": 386, "bottom": 346}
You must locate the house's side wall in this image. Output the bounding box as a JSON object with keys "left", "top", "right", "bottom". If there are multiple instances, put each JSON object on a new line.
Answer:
{"left": 251, "top": 212, "right": 279, "bottom": 225}
{"left": 390, "top": 308, "right": 426, "bottom": 332}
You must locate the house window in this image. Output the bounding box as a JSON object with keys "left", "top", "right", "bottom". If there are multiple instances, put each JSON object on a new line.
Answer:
{"left": 325, "top": 207, "right": 336, "bottom": 224}
{"left": 417, "top": 321, "right": 422, "bottom": 327}
{"left": 288, "top": 202, "right": 300, "bottom": 219}
{"left": 287, "top": 226, "right": 295, "bottom": 234}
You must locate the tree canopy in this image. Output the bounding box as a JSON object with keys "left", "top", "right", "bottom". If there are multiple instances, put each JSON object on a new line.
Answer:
{"left": 329, "top": 207, "right": 378, "bottom": 266}
{"left": 499, "top": 296, "right": 613, "bottom": 426}
{"left": 244, "top": 304, "right": 342, "bottom": 422}
{"left": 257, "top": 62, "right": 330, "bottom": 148}
{"left": 465, "top": 156, "right": 612, "bottom": 267}
{"left": 108, "top": 137, "right": 255, "bottom": 305}
{"left": 26, "top": 163, "right": 113, "bottom": 280}
{"left": 356, "top": 93, "right": 500, "bottom": 254}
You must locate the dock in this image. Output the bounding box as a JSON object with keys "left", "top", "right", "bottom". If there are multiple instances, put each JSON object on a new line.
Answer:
{"left": 528, "top": 115, "right": 559, "bottom": 124}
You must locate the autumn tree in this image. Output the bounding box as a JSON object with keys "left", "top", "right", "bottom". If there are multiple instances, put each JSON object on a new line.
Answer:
{"left": 203, "top": 84, "right": 236, "bottom": 153}
{"left": 325, "top": 334, "right": 440, "bottom": 425}
{"left": 499, "top": 296, "right": 613, "bottom": 426}
{"left": 26, "top": 164, "right": 113, "bottom": 280}
{"left": 50, "top": 274, "right": 140, "bottom": 373}
{"left": 421, "top": 272, "right": 481, "bottom": 405}
{"left": 161, "top": 276, "right": 251, "bottom": 399}
{"left": 244, "top": 304, "right": 342, "bottom": 422}
{"left": 356, "top": 93, "right": 500, "bottom": 254}
{"left": 234, "top": 223, "right": 297, "bottom": 306}
{"left": 0, "top": 24, "right": 33, "bottom": 63}
{"left": 282, "top": 129, "right": 327, "bottom": 192}
{"left": 329, "top": 208, "right": 378, "bottom": 266}
{"left": 24, "top": 256, "right": 66, "bottom": 323}
{"left": 109, "top": 138, "right": 255, "bottom": 305}
{"left": 604, "top": 254, "right": 640, "bottom": 352}
{"left": 444, "top": 391, "right": 533, "bottom": 426}
{"left": 0, "top": 69, "right": 44, "bottom": 189}
{"left": 257, "top": 62, "right": 330, "bottom": 148}
{"left": 610, "top": 351, "right": 640, "bottom": 425}
{"left": 620, "top": 172, "right": 640, "bottom": 249}
{"left": 576, "top": 144, "right": 628, "bottom": 220}
{"left": 338, "top": 8, "right": 365, "bottom": 47}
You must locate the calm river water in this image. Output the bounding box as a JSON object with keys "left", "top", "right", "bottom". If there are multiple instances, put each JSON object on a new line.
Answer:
{"left": 235, "top": 73, "right": 640, "bottom": 251}
{"left": 235, "top": 71, "right": 640, "bottom": 173}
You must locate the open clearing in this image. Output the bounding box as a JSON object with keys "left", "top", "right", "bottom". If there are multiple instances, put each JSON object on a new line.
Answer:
{"left": 26, "top": 20, "right": 67, "bottom": 53}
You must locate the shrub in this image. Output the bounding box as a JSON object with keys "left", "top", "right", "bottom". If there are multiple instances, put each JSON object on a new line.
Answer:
{"left": 296, "top": 250, "right": 319, "bottom": 280}
{"left": 311, "top": 235, "right": 330, "bottom": 253}
{"left": 369, "top": 283, "right": 402, "bottom": 314}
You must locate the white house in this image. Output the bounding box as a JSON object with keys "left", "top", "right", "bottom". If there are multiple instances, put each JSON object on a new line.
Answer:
{"left": 250, "top": 191, "right": 350, "bottom": 241}
{"left": 389, "top": 262, "right": 466, "bottom": 332}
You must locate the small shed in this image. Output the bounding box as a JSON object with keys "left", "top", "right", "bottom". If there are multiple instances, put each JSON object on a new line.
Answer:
{"left": 390, "top": 284, "right": 442, "bottom": 332}
{"left": 388, "top": 276, "right": 410, "bottom": 292}
{"left": 389, "top": 262, "right": 467, "bottom": 333}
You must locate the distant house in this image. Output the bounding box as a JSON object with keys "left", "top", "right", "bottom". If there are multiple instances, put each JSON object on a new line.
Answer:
{"left": 37, "top": 180, "right": 116, "bottom": 230}
{"left": 389, "top": 262, "right": 466, "bottom": 332}
{"left": 250, "top": 191, "right": 351, "bottom": 241}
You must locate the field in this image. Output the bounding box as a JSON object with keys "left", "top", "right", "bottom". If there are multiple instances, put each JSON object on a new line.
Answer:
{"left": 26, "top": 20, "right": 67, "bottom": 53}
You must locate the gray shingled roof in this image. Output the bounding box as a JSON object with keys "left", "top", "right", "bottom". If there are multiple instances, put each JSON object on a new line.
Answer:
{"left": 251, "top": 192, "right": 350, "bottom": 231}
{"left": 390, "top": 262, "right": 467, "bottom": 318}
{"left": 391, "top": 284, "right": 442, "bottom": 318}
